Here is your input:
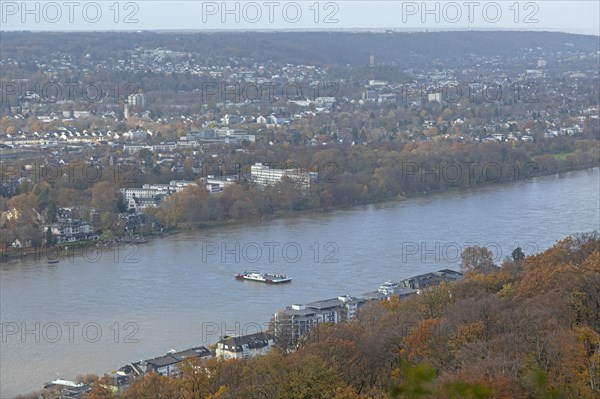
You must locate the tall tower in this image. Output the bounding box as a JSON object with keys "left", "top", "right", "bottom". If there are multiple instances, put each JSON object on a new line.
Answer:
{"left": 369, "top": 54, "right": 375, "bottom": 67}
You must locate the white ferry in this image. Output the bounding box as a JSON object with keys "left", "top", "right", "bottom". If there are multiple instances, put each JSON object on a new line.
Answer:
{"left": 234, "top": 271, "right": 292, "bottom": 284}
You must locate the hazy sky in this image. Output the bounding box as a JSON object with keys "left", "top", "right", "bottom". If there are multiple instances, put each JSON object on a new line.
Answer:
{"left": 0, "top": 0, "right": 598, "bottom": 34}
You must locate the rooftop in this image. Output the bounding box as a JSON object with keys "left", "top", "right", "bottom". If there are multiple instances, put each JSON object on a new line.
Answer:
{"left": 218, "top": 332, "right": 274, "bottom": 352}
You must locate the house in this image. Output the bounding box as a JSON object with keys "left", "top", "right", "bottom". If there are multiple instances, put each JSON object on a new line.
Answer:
{"left": 428, "top": 93, "right": 442, "bottom": 103}
{"left": 120, "top": 346, "right": 212, "bottom": 377}
{"left": 44, "top": 220, "right": 96, "bottom": 244}
{"left": 216, "top": 332, "right": 275, "bottom": 359}
{"left": 255, "top": 115, "right": 278, "bottom": 125}
{"left": 521, "top": 135, "right": 534, "bottom": 142}
{"left": 220, "top": 114, "right": 243, "bottom": 125}
{"left": 127, "top": 196, "right": 161, "bottom": 212}
{"left": 399, "top": 269, "right": 463, "bottom": 290}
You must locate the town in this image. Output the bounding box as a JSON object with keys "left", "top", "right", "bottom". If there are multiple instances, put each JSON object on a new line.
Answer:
{"left": 1, "top": 32, "right": 598, "bottom": 257}
{"left": 1, "top": 30, "right": 599, "bottom": 399}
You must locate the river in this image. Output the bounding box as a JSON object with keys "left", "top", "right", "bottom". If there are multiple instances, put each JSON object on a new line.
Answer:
{"left": 1, "top": 168, "right": 599, "bottom": 397}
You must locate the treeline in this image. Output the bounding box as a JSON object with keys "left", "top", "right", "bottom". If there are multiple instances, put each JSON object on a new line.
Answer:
{"left": 2, "top": 137, "right": 598, "bottom": 248}
{"left": 2, "top": 31, "right": 598, "bottom": 68}
{"left": 149, "top": 138, "right": 599, "bottom": 228}
{"left": 76, "top": 232, "right": 600, "bottom": 398}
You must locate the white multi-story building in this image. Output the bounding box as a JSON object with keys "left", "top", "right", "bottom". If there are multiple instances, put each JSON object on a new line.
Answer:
{"left": 120, "top": 181, "right": 198, "bottom": 211}
{"left": 273, "top": 296, "right": 365, "bottom": 346}
{"left": 120, "top": 180, "right": 197, "bottom": 201}
{"left": 203, "top": 176, "right": 237, "bottom": 194}
{"left": 250, "top": 163, "right": 316, "bottom": 190}
{"left": 128, "top": 93, "right": 146, "bottom": 107}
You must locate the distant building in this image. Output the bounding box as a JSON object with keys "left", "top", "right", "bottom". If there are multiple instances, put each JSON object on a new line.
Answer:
{"left": 221, "top": 114, "right": 243, "bottom": 125}
{"left": 399, "top": 269, "right": 463, "bottom": 290}
{"left": 125, "top": 93, "right": 146, "bottom": 119}
{"left": 250, "top": 163, "right": 316, "bottom": 190}
{"left": 122, "top": 130, "right": 147, "bottom": 141}
{"left": 273, "top": 304, "right": 321, "bottom": 345}
{"left": 216, "top": 332, "right": 275, "bottom": 360}
{"left": 273, "top": 296, "right": 365, "bottom": 345}
{"left": 127, "top": 196, "right": 162, "bottom": 212}
{"left": 120, "top": 180, "right": 197, "bottom": 201}
{"left": 128, "top": 93, "right": 146, "bottom": 107}
{"left": 203, "top": 175, "right": 237, "bottom": 194}
{"left": 72, "top": 110, "right": 91, "bottom": 119}
{"left": 182, "top": 129, "right": 254, "bottom": 144}
{"left": 305, "top": 295, "right": 364, "bottom": 323}
{"left": 123, "top": 143, "right": 177, "bottom": 153}
{"left": 120, "top": 347, "right": 212, "bottom": 377}
{"left": 121, "top": 181, "right": 198, "bottom": 211}
{"left": 428, "top": 93, "right": 442, "bottom": 103}
{"left": 43, "top": 210, "right": 97, "bottom": 244}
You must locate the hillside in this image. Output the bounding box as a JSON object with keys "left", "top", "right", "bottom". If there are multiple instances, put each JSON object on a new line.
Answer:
{"left": 1, "top": 30, "right": 598, "bottom": 66}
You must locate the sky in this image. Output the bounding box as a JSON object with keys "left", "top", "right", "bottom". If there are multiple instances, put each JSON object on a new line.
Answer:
{"left": 0, "top": 0, "right": 599, "bottom": 35}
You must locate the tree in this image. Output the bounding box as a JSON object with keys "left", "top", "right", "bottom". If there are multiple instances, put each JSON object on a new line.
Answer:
{"left": 46, "top": 200, "right": 57, "bottom": 223}
{"left": 32, "top": 182, "right": 51, "bottom": 205}
{"left": 389, "top": 360, "right": 436, "bottom": 399}
{"left": 45, "top": 227, "right": 55, "bottom": 246}
{"left": 91, "top": 181, "right": 118, "bottom": 212}
{"left": 138, "top": 148, "right": 153, "bottom": 166}
{"left": 461, "top": 246, "right": 497, "bottom": 274}
{"left": 84, "top": 375, "right": 117, "bottom": 399}
{"left": 511, "top": 247, "right": 525, "bottom": 263}
{"left": 121, "top": 372, "right": 178, "bottom": 399}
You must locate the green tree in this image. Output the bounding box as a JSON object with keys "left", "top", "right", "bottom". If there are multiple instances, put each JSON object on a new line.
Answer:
{"left": 46, "top": 200, "right": 57, "bottom": 223}
{"left": 45, "top": 226, "right": 55, "bottom": 246}
{"left": 511, "top": 247, "right": 525, "bottom": 262}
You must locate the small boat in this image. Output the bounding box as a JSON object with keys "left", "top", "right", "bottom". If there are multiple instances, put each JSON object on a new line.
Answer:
{"left": 378, "top": 280, "right": 400, "bottom": 295}
{"left": 234, "top": 271, "right": 292, "bottom": 284}
{"left": 47, "top": 259, "right": 60, "bottom": 264}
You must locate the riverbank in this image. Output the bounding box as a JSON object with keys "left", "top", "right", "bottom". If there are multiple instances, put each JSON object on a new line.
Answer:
{"left": 151, "top": 163, "right": 600, "bottom": 234}
{"left": 0, "top": 236, "right": 147, "bottom": 264}
{"left": 2, "top": 164, "right": 598, "bottom": 264}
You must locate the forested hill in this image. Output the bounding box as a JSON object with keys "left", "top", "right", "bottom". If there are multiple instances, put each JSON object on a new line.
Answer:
{"left": 1, "top": 30, "right": 598, "bottom": 66}
{"left": 80, "top": 232, "right": 600, "bottom": 398}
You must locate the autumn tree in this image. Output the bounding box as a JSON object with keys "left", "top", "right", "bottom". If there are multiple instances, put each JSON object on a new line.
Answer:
{"left": 460, "top": 246, "right": 497, "bottom": 274}
{"left": 91, "top": 181, "right": 119, "bottom": 212}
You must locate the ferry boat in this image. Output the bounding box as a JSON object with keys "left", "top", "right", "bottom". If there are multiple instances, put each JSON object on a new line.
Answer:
{"left": 234, "top": 271, "right": 292, "bottom": 284}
